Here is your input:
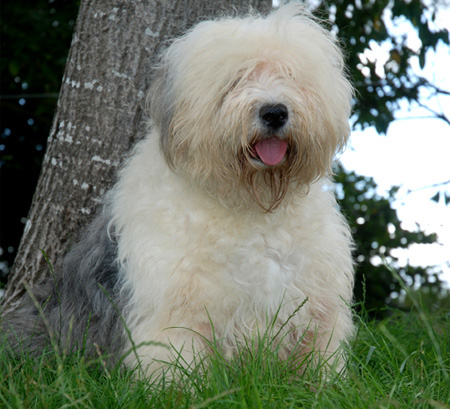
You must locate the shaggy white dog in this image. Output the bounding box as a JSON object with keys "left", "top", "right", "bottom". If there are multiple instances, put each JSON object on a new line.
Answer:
{"left": 3, "top": 3, "right": 354, "bottom": 378}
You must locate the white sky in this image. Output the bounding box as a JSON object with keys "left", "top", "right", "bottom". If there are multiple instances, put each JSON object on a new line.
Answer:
{"left": 340, "top": 38, "right": 450, "bottom": 288}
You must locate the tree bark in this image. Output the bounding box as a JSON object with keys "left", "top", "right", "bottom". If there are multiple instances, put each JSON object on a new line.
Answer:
{"left": 2, "top": 0, "right": 271, "bottom": 312}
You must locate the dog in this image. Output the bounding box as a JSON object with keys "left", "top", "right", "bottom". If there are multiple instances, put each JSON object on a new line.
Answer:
{"left": 2, "top": 3, "right": 354, "bottom": 378}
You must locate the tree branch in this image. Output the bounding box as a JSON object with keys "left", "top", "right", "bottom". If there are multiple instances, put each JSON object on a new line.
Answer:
{"left": 416, "top": 100, "right": 450, "bottom": 126}
{"left": 417, "top": 76, "right": 450, "bottom": 96}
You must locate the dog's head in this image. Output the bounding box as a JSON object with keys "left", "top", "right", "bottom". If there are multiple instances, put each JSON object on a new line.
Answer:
{"left": 148, "top": 3, "right": 353, "bottom": 211}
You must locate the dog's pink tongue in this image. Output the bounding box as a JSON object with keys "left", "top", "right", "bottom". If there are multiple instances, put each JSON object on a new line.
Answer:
{"left": 254, "top": 138, "right": 288, "bottom": 166}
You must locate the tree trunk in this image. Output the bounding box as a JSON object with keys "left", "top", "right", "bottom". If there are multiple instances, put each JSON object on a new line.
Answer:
{"left": 2, "top": 0, "right": 271, "bottom": 313}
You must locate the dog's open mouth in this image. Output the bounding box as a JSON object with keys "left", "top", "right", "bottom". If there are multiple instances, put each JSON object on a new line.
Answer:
{"left": 251, "top": 137, "right": 288, "bottom": 166}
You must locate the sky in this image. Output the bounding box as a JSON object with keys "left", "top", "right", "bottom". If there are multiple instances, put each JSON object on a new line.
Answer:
{"left": 339, "top": 38, "right": 450, "bottom": 288}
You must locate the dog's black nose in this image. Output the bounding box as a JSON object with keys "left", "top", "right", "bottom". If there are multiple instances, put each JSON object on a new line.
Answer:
{"left": 259, "top": 104, "right": 288, "bottom": 130}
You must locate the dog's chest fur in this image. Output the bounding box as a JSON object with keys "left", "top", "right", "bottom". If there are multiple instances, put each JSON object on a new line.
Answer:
{"left": 111, "top": 135, "right": 350, "bottom": 348}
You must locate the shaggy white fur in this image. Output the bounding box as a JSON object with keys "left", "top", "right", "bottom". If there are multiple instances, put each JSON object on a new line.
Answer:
{"left": 109, "top": 3, "right": 355, "bottom": 376}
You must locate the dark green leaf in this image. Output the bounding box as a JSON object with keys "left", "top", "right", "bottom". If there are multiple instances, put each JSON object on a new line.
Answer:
{"left": 431, "top": 192, "right": 440, "bottom": 203}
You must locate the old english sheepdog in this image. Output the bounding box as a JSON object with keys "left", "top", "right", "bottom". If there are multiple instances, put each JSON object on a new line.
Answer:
{"left": 3, "top": 3, "right": 355, "bottom": 377}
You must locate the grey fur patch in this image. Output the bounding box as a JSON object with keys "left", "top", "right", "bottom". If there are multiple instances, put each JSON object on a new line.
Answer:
{"left": 147, "top": 65, "right": 175, "bottom": 166}
{"left": 1, "top": 207, "right": 127, "bottom": 362}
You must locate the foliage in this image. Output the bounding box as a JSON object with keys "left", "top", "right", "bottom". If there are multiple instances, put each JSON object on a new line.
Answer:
{"left": 335, "top": 164, "right": 444, "bottom": 316}
{"left": 0, "top": 0, "right": 79, "bottom": 282}
{"left": 1, "top": 306, "right": 449, "bottom": 408}
{"left": 316, "top": 0, "right": 450, "bottom": 133}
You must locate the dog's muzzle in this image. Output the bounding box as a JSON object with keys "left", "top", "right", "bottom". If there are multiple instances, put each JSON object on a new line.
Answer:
{"left": 250, "top": 103, "right": 289, "bottom": 166}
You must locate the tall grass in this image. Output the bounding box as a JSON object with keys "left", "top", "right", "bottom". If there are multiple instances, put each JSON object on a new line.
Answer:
{"left": 1, "top": 304, "right": 448, "bottom": 409}
{"left": 2, "top": 266, "right": 450, "bottom": 409}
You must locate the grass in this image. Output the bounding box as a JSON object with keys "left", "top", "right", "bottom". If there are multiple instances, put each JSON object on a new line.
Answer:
{"left": 1, "top": 306, "right": 449, "bottom": 409}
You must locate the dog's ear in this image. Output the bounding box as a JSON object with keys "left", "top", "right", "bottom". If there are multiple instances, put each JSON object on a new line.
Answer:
{"left": 147, "top": 65, "right": 175, "bottom": 165}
